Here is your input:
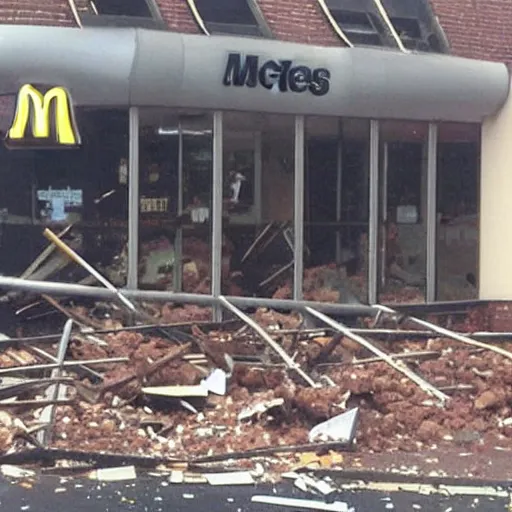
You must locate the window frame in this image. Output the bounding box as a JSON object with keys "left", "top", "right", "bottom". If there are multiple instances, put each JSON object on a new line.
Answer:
{"left": 80, "top": 0, "right": 167, "bottom": 30}
{"left": 188, "top": 0, "right": 273, "bottom": 38}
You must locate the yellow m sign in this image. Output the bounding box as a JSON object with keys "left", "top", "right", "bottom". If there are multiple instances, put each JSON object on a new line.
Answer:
{"left": 6, "top": 84, "right": 80, "bottom": 147}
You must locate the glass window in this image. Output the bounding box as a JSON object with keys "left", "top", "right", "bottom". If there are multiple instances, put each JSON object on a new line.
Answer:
{"left": 222, "top": 111, "right": 295, "bottom": 298}
{"left": 91, "top": 0, "right": 153, "bottom": 17}
{"left": 330, "top": 9, "right": 385, "bottom": 46}
{"left": 378, "top": 120, "right": 428, "bottom": 304}
{"left": 381, "top": 0, "right": 449, "bottom": 53}
{"left": 193, "top": 0, "right": 265, "bottom": 37}
{"left": 436, "top": 123, "right": 480, "bottom": 301}
{"left": 302, "top": 116, "right": 370, "bottom": 304}
{"left": 326, "top": 0, "right": 394, "bottom": 47}
{"left": 138, "top": 109, "right": 213, "bottom": 294}
{"left": 0, "top": 108, "right": 129, "bottom": 286}
{"left": 81, "top": 0, "right": 163, "bottom": 28}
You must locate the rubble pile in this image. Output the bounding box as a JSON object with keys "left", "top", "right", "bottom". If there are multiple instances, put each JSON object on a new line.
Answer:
{"left": 1, "top": 300, "right": 512, "bottom": 472}
{"left": 138, "top": 236, "right": 213, "bottom": 294}
{"left": 272, "top": 264, "right": 425, "bottom": 305}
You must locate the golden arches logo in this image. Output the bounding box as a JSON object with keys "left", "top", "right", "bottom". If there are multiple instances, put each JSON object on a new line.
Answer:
{"left": 6, "top": 84, "right": 80, "bottom": 147}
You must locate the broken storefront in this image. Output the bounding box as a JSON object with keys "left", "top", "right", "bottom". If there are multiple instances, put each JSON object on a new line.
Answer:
{"left": 0, "top": 26, "right": 506, "bottom": 308}
{"left": 0, "top": 25, "right": 511, "bottom": 482}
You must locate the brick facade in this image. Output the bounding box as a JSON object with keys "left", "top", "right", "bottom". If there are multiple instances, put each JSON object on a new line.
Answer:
{"left": 155, "top": 0, "right": 200, "bottom": 34}
{"left": 257, "top": 0, "right": 342, "bottom": 47}
{"left": 430, "top": 0, "right": 512, "bottom": 63}
{"left": 0, "top": 0, "right": 509, "bottom": 64}
{"left": 486, "top": 302, "right": 512, "bottom": 332}
{"left": 0, "top": 0, "right": 74, "bottom": 26}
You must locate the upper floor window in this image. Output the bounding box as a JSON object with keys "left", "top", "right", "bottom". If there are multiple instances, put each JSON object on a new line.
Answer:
{"left": 325, "top": 0, "right": 395, "bottom": 47}
{"left": 382, "top": 0, "right": 449, "bottom": 52}
{"left": 323, "top": 0, "right": 448, "bottom": 52}
{"left": 387, "top": 15, "right": 444, "bottom": 52}
{"left": 91, "top": 0, "right": 153, "bottom": 17}
{"left": 329, "top": 8, "right": 386, "bottom": 46}
{"left": 78, "top": 0, "right": 165, "bottom": 29}
{"left": 191, "top": 0, "right": 272, "bottom": 37}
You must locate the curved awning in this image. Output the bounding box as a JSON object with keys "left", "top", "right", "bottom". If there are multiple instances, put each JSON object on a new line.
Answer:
{"left": 0, "top": 25, "right": 508, "bottom": 122}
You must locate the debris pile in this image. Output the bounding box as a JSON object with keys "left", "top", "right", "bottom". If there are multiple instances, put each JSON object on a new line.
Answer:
{"left": 0, "top": 293, "right": 512, "bottom": 476}
{"left": 0, "top": 226, "right": 506, "bottom": 478}
{"left": 5, "top": 217, "right": 472, "bottom": 306}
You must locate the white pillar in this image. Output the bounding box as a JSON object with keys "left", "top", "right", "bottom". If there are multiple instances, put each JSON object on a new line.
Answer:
{"left": 480, "top": 78, "right": 512, "bottom": 299}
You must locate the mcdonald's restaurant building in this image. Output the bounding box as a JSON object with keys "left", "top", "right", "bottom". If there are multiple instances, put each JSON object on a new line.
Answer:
{"left": 0, "top": 24, "right": 510, "bottom": 309}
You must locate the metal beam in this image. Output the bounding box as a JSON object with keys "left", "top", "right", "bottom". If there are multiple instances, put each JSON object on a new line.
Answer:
{"left": 293, "top": 115, "right": 305, "bottom": 301}
{"left": 37, "top": 319, "right": 73, "bottom": 446}
{"left": 376, "top": 303, "right": 512, "bottom": 362}
{"left": 335, "top": 118, "right": 343, "bottom": 265}
{"left": 380, "top": 141, "right": 389, "bottom": 290}
{"left": 368, "top": 120, "right": 380, "bottom": 304}
{"left": 211, "top": 111, "right": 223, "bottom": 322}
{"left": 0, "top": 276, "right": 375, "bottom": 316}
{"left": 426, "top": 123, "right": 438, "bottom": 302}
{"left": 219, "top": 296, "right": 317, "bottom": 387}
{"left": 126, "top": 106, "right": 139, "bottom": 290}
{"left": 254, "top": 131, "right": 263, "bottom": 224}
{"left": 173, "top": 120, "right": 184, "bottom": 292}
{"left": 305, "top": 307, "right": 448, "bottom": 404}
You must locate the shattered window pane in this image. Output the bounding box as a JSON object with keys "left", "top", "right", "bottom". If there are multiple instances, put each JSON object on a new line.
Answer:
{"left": 436, "top": 123, "right": 480, "bottom": 301}
{"left": 0, "top": 108, "right": 129, "bottom": 285}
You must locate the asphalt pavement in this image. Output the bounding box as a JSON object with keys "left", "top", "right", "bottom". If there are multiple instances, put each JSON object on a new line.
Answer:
{"left": 0, "top": 471, "right": 510, "bottom": 512}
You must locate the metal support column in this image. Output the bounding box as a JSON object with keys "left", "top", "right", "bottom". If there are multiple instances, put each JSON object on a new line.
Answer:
{"left": 368, "top": 120, "right": 380, "bottom": 305}
{"left": 126, "top": 107, "right": 139, "bottom": 290}
{"left": 211, "top": 111, "right": 223, "bottom": 321}
{"left": 335, "top": 119, "right": 343, "bottom": 265}
{"left": 173, "top": 121, "right": 184, "bottom": 292}
{"left": 380, "top": 142, "right": 389, "bottom": 289}
{"left": 426, "top": 123, "right": 438, "bottom": 302}
{"left": 254, "top": 131, "right": 263, "bottom": 224}
{"left": 293, "top": 115, "right": 305, "bottom": 301}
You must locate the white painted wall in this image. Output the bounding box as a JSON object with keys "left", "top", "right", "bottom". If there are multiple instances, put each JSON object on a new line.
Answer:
{"left": 480, "top": 76, "right": 512, "bottom": 298}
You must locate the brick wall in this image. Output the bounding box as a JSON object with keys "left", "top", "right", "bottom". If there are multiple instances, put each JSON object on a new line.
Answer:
{"left": 155, "top": 0, "right": 200, "bottom": 33}
{"left": 257, "top": 0, "right": 343, "bottom": 47}
{"left": 455, "top": 302, "right": 512, "bottom": 332}
{"left": 0, "top": 0, "right": 75, "bottom": 26}
{"left": 0, "top": 0, "right": 511, "bottom": 66}
{"left": 486, "top": 302, "right": 512, "bottom": 332}
{"left": 430, "top": 0, "right": 512, "bottom": 63}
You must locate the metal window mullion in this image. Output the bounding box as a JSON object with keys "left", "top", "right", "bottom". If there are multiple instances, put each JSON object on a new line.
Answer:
{"left": 293, "top": 115, "right": 305, "bottom": 301}
{"left": 127, "top": 106, "right": 139, "bottom": 290}
{"left": 371, "top": 0, "right": 407, "bottom": 52}
{"left": 173, "top": 120, "right": 184, "bottom": 292}
{"left": 316, "top": 0, "right": 354, "bottom": 47}
{"left": 380, "top": 141, "right": 388, "bottom": 290}
{"left": 185, "top": 0, "right": 210, "bottom": 35}
{"left": 426, "top": 122, "right": 438, "bottom": 303}
{"left": 144, "top": 0, "right": 165, "bottom": 22}
{"left": 335, "top": 118, "right": 343, "bottom": 264}
{"left": 246, "top": 0, "right": 273, "bottom": 38}
{"left": 211, "top": 111, "right": 223, "bottom": 321}
{"left": 368, "top": 119, "right": 380, "bottom": 305}
{"left": 254, "top": 130, "right": 262, "bottom": 224}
